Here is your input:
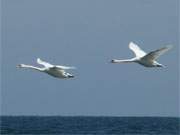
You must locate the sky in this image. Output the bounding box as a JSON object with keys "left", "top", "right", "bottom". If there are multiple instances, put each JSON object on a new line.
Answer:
{"left": 1, "top": 0, "right": 179, "bottom": 117}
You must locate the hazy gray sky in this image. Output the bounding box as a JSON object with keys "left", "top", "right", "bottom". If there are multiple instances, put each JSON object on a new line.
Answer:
{"left": 1, "top": 0, "right": 179, "bottom": 116}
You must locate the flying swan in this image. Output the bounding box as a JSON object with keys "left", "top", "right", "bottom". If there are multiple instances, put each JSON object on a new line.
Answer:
{"left": 17, "top": 58, "right": 75, "bottom": 79}
{"left": 111, "top": 42, "right": 172, "bottom": 67}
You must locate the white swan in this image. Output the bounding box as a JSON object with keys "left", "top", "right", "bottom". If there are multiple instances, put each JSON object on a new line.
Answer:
{"left": 17, "top": 58, "right": 75, "bottom": 79}
{"left": 111, "top": 42, "right": 172, "bottom": 67}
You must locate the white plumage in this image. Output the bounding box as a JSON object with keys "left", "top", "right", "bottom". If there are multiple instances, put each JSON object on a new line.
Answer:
{"left": 111, "top": 42, "right": 172, "bottom": 67}
{"left": 17, "top": 58, "right": 75, "bottom": 79}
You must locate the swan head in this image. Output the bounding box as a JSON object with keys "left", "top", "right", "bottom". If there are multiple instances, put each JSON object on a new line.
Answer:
{"left": 111, "top": 59, "right": 119, "bottom": 63}
{"left": 111, "top": 59, "right": 115, "bottom": 63}
{"left": 16, "top": 64, "right": 25, "bottom": 68}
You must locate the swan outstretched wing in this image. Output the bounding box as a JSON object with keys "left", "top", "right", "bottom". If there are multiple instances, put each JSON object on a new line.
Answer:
{"left": 37, "top": 58, "right": 54, "bottom": 68}
{"left": 37, "top": 58, "right": 75, "bottom": 70}
{"left": 55, "top": 65, "right": 76, "bottom": 70}
{"left": 142, "top": 45, "right": 172, "bottom": 61}
{"left": 129, "top": 42, "right": 146, "bottom": 58}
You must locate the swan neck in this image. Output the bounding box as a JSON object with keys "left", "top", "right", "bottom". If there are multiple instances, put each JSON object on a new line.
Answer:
{"left": 20, "top": 64, "right": 43, "bottom": 71}
{"left": 113, "top": 58, "right": 135, "bottom": 63}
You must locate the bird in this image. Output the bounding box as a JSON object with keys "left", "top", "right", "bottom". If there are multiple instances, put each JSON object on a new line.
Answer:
{"left": 17, "top": 58, "right": 76, "bottom": 79}
{"left": 111, "top": 42, "right": 172, "bottom": 67}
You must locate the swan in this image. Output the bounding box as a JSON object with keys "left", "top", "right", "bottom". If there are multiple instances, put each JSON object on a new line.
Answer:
{"left": 111, "top": 42, "right": 172, "bottom": 67}
{"left": 17, "top": 58, "right": 75, "bottom": 79}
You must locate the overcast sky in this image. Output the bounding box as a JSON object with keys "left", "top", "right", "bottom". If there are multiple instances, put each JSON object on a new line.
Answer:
{"left": 1, "top": 0, "right": 179, "bottom": 116}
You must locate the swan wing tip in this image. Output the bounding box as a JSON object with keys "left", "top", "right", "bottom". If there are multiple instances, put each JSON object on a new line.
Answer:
{"left": 129, "top": 41, "right": 135, "bottom": 45}
{"left": 37, "top": 58, "right": 41, "bottom": 62}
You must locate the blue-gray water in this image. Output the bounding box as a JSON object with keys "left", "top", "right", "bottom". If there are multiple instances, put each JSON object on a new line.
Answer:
{"left": 0, "top": 116, "right": 179, "bottom": 135}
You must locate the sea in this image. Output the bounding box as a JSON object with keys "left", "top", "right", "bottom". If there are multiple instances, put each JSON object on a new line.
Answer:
{"left": 0, "top": 116, "right": 179, "bottom": 135}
